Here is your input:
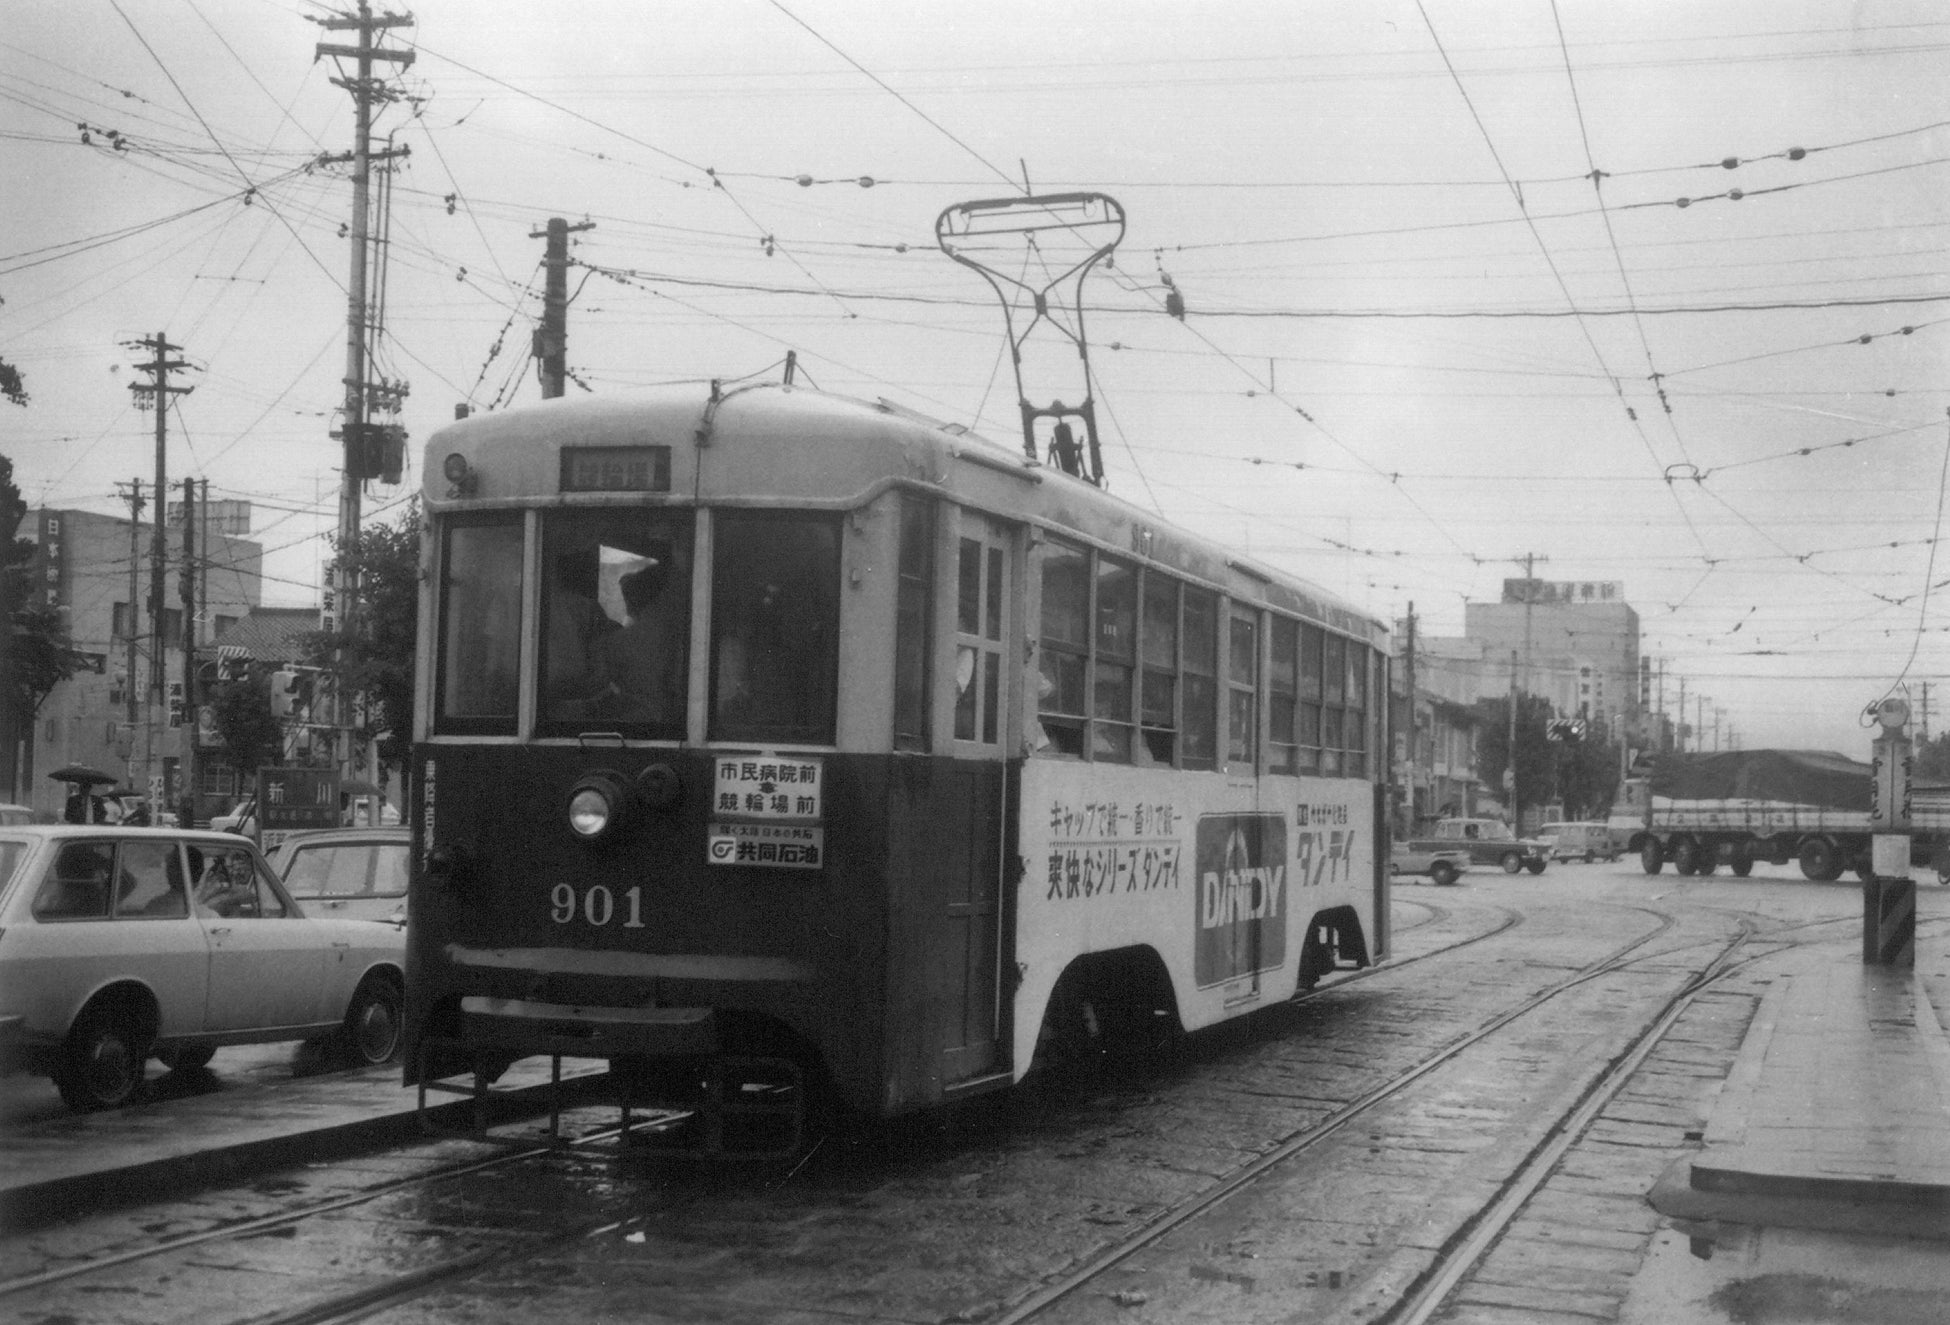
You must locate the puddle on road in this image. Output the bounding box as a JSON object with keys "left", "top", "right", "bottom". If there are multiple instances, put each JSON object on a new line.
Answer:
{"left": 1622, "top": 1224, "right": 1950, "bottom": 1324}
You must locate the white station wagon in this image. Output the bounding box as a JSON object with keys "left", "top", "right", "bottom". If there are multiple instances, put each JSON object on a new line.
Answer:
{"left": 0, "top": 826, "right": 406, "bottom": 1111}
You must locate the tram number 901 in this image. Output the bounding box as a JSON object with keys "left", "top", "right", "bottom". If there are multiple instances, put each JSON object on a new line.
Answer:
{"left": 550, "top": 883, "right": 646, "bottom": 928}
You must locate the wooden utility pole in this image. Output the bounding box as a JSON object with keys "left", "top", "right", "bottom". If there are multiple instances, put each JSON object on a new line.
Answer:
{"left": 127, "top": 335, "right": 191, "bottom": 804}
{"left": 531, "top": 216, "right": 595, "bottom": 398}
{"left": 317, "top": 4, "right": 412, "bottom": 779}
{"left": 117, "top": 479, "right": 144, "bottom": 728}
{"left": 179, "top": 477, "right": 201, "bottom": 824}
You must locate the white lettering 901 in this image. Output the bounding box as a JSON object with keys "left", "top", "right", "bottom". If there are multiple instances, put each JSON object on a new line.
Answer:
{"left": 550, "top": 882, "right": 645, "bottom": 929}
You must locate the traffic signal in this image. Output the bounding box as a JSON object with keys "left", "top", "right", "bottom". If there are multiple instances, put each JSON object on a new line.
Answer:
{"left": 270, "top": 669, "right": 299, "bottom": 717}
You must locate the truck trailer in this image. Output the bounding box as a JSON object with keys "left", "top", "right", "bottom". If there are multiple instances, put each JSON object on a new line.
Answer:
{"left": 1613, "top": 748, "right": 1950, "bottom": 882}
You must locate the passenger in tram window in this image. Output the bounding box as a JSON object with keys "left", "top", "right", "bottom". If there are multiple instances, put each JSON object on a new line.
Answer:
{"left": 603, "top": 558, "right": 685, "bottom": 725}
{"left": 543, "top": 548, "right": 618, "bottom": 716}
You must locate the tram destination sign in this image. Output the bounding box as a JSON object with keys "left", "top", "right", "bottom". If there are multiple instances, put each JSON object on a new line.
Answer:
{"left": 708, "top": 755, "right": 824, "bottom": 869}
{"left": 560, "top": 445, "right": 670, "bottom": 493}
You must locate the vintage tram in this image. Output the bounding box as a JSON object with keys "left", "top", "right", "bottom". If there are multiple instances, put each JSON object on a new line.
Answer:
{"left": 403, "top": 381, "right": 1390, "bottom": 1147}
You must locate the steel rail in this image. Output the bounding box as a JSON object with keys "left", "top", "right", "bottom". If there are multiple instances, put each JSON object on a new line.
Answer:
{"left": 987, "top": 904, "right": 1686, "bottom": 1324}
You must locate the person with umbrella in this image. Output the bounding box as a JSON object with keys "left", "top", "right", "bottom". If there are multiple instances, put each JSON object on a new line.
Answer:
{"left": 50, "top": 765, "right": 117, "bottom": 824}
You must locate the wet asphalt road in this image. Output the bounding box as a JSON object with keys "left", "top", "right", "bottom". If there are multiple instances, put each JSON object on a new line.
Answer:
{"left": 5, "top": 860, "right": 1950, "bottom": 1325}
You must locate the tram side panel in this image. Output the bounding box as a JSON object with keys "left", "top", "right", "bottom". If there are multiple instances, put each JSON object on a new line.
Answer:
{"left": 1012, "top": 760, "right": 1379, "bottom": 1075}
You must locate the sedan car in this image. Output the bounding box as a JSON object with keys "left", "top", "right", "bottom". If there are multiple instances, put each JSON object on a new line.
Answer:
{"left": 1390, "top": 841, "right": 1471, "bottom": 886}
{"left": 268, "top": 827, "right": 410, "bottom": 925}
{"left": 0, "top": 826, "right": 405, "bottom": 1111}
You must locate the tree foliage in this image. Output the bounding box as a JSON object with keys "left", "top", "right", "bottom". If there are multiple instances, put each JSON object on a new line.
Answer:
{"left": 210, "top": 667, "right": 284, "bottom": 777}
{"left": 1, "top": 454, "right": 81, "bottom": 722}
{"left": 304, "top": 502, "right": 420, "bottom": 772}
{"left": 0, "top": 359, "right": 26, "bottom": 409}
{"left": 1473, "top": 693, "right": 1556, "bottom": 817}
{"left": 1916, "top": 732, "right": 1950, "bottom": 783}
{"left": 1554, "top": 729, "right": 1620, "bottom": 821}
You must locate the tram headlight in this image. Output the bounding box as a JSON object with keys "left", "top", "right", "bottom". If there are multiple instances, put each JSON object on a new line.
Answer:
{"left": 566, "top": 769, "right": 637, "bottom": 843}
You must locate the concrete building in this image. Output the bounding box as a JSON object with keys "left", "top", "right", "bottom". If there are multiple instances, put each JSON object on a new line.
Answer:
{"left": 5, "top": 505, "right": 264, "bottom": 819}
{"left": 1394, "top": 623, "right": 1487, "bottom": 830}
{"left": 1460, "top": 579, "right": 1641, "bottom": 739}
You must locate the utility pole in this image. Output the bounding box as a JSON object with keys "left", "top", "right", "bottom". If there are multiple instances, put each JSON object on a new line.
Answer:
{"left": 1403, "top": 602, "right": 1418, "bottom": 828}
{"left": 318, "top": 4, "right": 413, "bottom": 781}
{"left": 1676, "top": 676, "right": 1687, "bottom": 754}
{"left": 127, "top": 335, "right": 192, "bottom": 804}
{"left": 180, "top": 477, "right": 200, "bottom": 825}
{"left": 531, "top": 216, "right": 595, "bottom": 399}
{"left": 1508, "top": 649, "right": 1520, "bottom": 828}
{"left": 117, "top": 480, "right": 144, "bottom": 729}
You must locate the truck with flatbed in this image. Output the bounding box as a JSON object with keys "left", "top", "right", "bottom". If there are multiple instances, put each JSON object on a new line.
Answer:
{"left": 1614, "top": 748, "right": 1950, "bottom": 882}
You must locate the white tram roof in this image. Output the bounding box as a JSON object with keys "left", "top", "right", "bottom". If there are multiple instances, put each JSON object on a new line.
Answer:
{"left": 425, "top": 383, "right": 1386, "bottom": 647}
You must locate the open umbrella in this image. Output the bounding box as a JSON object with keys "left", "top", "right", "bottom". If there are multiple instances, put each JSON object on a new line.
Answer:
{"left": 48, "top": 764, "right": 117, "bottom": 786}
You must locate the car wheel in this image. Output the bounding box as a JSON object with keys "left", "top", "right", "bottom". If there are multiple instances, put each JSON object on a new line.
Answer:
{"left": 56, "top": 1010, "right": 146, "bottom": 1111}
{"left": 1524, "top": 858, "right": 1547, "bottom": 875}
{"left": 1500, "top": 851, "right": 1522, "bottom": 874}
{"left": 157, "top": 1043, "right": 217, "bottom": 1072}
{"left": 1430, "top": 861, "right": 1458, "bottom": 887}
{"left": 339, "top": 974, "right": 403, "bottom": 1066}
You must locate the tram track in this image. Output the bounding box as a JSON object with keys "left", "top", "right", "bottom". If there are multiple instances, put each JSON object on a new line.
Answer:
{"left": 984, "top": 901, "right": 1688, "bottom": 1323}
{"left": 3, "top": 893, "right": 1808, "bottom": 1325}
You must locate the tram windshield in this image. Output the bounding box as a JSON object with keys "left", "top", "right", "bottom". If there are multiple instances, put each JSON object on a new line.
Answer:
{"left": 433, "top": 506, "right": 842, "bottom": 743}
{"left": 539, "top": 511, "right": 692, "bottom": 737}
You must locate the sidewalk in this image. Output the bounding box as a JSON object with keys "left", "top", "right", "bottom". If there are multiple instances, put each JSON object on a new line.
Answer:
{"left": 0, "top": 1053, "right": 606, "bottom": 1233}
{"left": 1652, "top": 942, "right": 1950, "bottom": 1238}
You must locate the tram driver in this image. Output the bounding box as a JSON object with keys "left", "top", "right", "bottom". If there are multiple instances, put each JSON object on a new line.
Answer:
{"left": 602, "top": 554, "right": 685, "bottom": 725}
{"left": 543, "top": 547, "right": 619, "bottom": 717}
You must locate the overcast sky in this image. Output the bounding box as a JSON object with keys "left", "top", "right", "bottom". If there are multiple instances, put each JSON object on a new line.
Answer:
{"left": 4, "top": 0, "right": 1947, "bottom": 754}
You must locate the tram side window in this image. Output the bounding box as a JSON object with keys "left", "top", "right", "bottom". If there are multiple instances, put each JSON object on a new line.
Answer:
{"left": 1268, "top": 616, "right": 1299, "bottom": 775}
{"left": 1180, "top": 587, "right": 1219, "bottom": 770}
{"left": 1093, "top": 556, "right": 1136, "bottom": 761}
{"left": 1344, "top": 643, "right": 1368, "bottom": 777}
{"left": 1227, "top": 606, "right": 1258, "bottom": 766}
{"left": 953, "top": 523, "right": 1007, "bottom": 747}
{"left": 539, "top": 511, "right": 692, "bottom": 737}
{"left": 1322, "top": 633, "right": 1346, "bottom": 776}
{"left": 436, "top": 518, "right": 523, "bottom": 733}
{"left": 710, "top": 512, "right": 840, "bottom": 745}
{"left": 1140, "top": 576, "right": 1179, "bottom": 763}
{"left": 1297, "top": 623, "right": 1324, "bottom": 773}
{"left": 1035, "top": 540, "right": 1089, "bottom": 756}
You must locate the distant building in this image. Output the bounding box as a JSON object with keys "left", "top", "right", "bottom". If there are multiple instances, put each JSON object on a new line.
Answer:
{"left": 1464, "top": 579, "right": 1640, "bottom": 739}
{"left": 4, "top": 506, "right": 265, "bottom": 819}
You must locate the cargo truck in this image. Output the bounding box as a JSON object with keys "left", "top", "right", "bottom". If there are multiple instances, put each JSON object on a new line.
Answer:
{"left": 1613, "top": 748, "right": 1950, "bottom": 882}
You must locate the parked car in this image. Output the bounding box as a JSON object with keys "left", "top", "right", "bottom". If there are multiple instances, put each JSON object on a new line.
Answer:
{"left": 0, "top": 825, "right": 406, "bottom": 1111}
{"left": 1539, "top": 821, "right": 1621, "bottom": 864}
{"left": 268, "top": 828, "right": 410, "bottom": 925}
{"left": 211, "top": 797, "right": 256, "bottom": 834}
{"left": 1407, "top": 817, "right": 1551, "bottom": 874}
{"left": 1390, "top": 841, "right": 1470, "bottom": 887}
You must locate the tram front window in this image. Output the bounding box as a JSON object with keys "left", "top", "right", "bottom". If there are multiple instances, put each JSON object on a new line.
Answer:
{"left": 436, "top": 519, "right": 523, "bottom": 732}
{"left": 539, "top": 512, "right": 692, "bottom": 737}
{"left": 710, "top": 512, "right": 840, "bottom": 745}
